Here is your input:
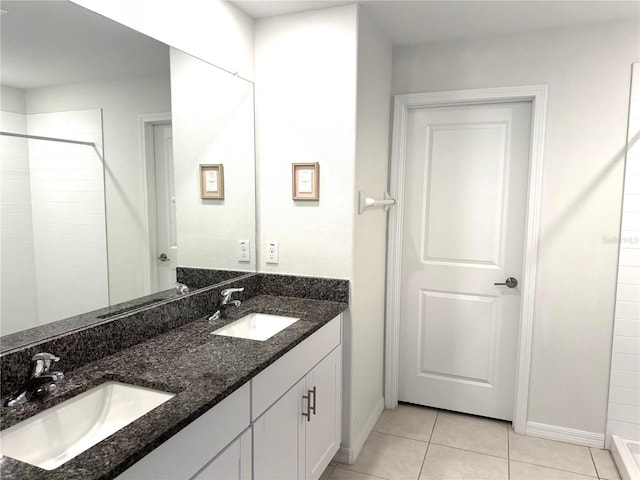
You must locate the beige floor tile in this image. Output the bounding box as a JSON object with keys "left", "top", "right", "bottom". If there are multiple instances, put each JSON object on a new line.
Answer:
{"left": 373, "top": 403, "right": 438, "bottom": 442}
{"left": 321, "top": 466, "right": 336, "bottom": 480}
{"left": 589, "top": 448, "right": 621, "bottom": 480}
{"left": 510, "top": 460, "right": 597, "bottom": 479}
{"left": 430, "top": 411, "right": 509, "bottom": 458}
{"left": 420, "top": 444, "right": 508, "bottom": 480}
{"left": 508, "top": 430, "right": 597, "bottom": 477}
{"left": 330, "top": 466, "right": 387, "bottom": 480}
{"left": 341, "top": 431, "right": 428, "bottom": 480}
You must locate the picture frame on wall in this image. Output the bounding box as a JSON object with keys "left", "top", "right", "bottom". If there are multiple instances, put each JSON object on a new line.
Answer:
{"left": 200, "top": 164, "right": 224, "bottom": 199}
{"left": 292, "top": 162, "right": 319, "bottom": 200}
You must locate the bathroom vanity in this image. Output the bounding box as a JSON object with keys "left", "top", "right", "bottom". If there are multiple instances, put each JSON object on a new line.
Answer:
{"left": 0, "top": 275, "right": 348, "bottom": 480}
{"left": 118, "top": 314, "right": 341, "bottom": 480}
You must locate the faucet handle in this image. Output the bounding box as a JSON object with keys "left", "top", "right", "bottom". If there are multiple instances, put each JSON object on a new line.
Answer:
{"left": 220, "top": 287, "right": 244, "bottom": 302}
{"left": 31, "top": 352, "right": 60, "bottom": 376}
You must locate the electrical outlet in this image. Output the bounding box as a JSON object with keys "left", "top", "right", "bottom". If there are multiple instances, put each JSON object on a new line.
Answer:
{"left": 238, "top": 240, "right": 251, "bottom": 262}
{"left": 266, "top": 241, "right": 279, "bottom": 264}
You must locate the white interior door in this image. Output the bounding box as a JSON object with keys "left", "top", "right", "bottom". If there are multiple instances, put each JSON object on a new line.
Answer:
{"left": 152, "top": 123, "right": 177, "bottom": 291}
{"left": 398, "top": 101, "right": 531, "bottom": 420}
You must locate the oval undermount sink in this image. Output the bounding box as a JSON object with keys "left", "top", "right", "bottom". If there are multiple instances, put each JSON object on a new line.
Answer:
{"left": 0, "top": 381, "right": 174, "bottom": 470}
{"left": 211, "top": 312, "right": 300, "bottom": 341}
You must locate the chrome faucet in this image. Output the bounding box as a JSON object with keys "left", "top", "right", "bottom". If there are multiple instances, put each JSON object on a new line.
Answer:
{"left": 209, "top": 287, "right": 245, "bottom": 323}
{"left": 175, "top": 282, "right": 190, "bottom": 295}
{"left": 3, "top": 353, "right": 65, "bottom": 407}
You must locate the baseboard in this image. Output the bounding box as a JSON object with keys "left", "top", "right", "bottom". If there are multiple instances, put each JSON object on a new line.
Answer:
{"left": 526, "top": 421, "right": 605, "bottom": 448}
{"left": 334, "top": 396, "right": 385, "bottom": 465}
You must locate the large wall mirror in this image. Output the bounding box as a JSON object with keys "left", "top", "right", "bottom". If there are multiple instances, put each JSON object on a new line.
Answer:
{"left": 0, "top": 1, "right": 256, "bottom": 343}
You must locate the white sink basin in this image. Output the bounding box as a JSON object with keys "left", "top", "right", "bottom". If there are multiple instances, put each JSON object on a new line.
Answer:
{"left": 0, "top": 381, "right": 174, "bottom": 470}
{"left": 212, "top": 312, "right": 300, "bottom": 341}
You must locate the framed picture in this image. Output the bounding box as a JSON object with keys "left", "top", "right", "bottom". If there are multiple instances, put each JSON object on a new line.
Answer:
{"left": 200, "top": 164, "right": 224, "bottom": 199}
{"left": 292, "top": 163, "right": 319, "bottom": 200}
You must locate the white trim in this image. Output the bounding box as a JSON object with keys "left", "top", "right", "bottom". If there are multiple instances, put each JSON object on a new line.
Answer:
{"left": 384, "top": 85, "right": 548, "bottom": 436}
{"left": 334, "top": 396, "right": 384, "bottom": 465}
{"left": 138, "top": 113, "right": 172, "bottom": 295}
{"left": 526, "top": 421, "right": 605, "bottom": 448}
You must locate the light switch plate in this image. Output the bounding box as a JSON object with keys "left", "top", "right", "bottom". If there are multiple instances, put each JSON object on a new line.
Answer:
{"left": 266, "top": 241, "right": 279, "bottom": 264}
{"left": 238, "top": 240, "right": 250, "bottom": 262}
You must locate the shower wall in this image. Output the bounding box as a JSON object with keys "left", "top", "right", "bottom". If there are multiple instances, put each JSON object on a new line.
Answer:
{"left": 0, "top": 109, "right": 38, "bottom": 334}
{"left": 26, "top": 109, "right": 108, "bottom": 324}
{"left": 607, "top": 62, "right": 640, "bottom": 443}
{"left": 0, "top": 101, "right": 108, "bottom": 334}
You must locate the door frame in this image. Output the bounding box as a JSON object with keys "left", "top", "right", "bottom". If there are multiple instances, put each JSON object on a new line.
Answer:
{"left": 384, "top": 85, "right": 548, "bottom": 434}
{"left": 139, "top": 112, "right": 172, "bottom": 295}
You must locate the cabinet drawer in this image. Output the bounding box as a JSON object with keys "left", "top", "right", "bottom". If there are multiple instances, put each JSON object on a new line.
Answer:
{"left": 117, "top": 383, "right": 250, "bottom": 480}
{"left": 252, "top": 315, "right": 341, "bottom": 420}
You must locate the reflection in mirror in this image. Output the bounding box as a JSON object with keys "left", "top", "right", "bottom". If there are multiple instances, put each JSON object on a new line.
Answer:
{"left": 0, "top": 1, "right": 256, "bottom": 342}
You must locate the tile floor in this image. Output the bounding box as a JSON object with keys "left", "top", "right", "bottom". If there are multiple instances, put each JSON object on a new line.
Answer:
{"left": 322, "top": 404, "right": 621, "bottom": 480}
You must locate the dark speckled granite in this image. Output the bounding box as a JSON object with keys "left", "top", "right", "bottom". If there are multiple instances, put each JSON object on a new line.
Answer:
{"left": 0, "top": 295, "right": 347, "bottom": 480}
{"left": 256, "top": 273, "right": 349, "bottom": 303}
{"left": 176, "top": 267, "right": 251, "bottom": 290}
{"left": 0, "top": 273, "right": 345, "bottom": 393}
{"left": 0, "top": 273, "right": 259, "bottom": 355}
{"left": 0, "top": 274, "right": 260, "bottom": 396}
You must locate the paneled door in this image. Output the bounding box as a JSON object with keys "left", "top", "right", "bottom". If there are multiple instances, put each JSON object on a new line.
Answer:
{"left": 152, "top": 123, "right": 177, "bottom": 291}
{"left": 398, "top": 102, "right": 531, "bottom": 420}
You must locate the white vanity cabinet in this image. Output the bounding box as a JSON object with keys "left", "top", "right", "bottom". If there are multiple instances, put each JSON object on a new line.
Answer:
{"left": 192, "top": 428, "right": 251, "bottom": 480}
{"left": 253, "top": 316, "right": 342, "bottom": 480}
{"left": 116, "top": 383, "right": 251, "bottom": 480}
{"left": 117, "top": 314, "right": 342, "bottom": 480}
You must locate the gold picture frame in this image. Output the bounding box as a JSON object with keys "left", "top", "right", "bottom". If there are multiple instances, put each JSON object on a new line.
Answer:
{"left": 292, "top": 163, "right": 319, "bottom": 200}
{"left": 200, "top": 164, "right": 224, "bottom": 199}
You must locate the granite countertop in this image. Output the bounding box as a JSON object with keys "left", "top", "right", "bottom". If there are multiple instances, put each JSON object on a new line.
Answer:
{"left": 0, "top": 295, "right": 347, "bottom": 480}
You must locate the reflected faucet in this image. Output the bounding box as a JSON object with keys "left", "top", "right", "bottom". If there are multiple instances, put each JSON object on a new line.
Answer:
{"left": 209, "top": 287, "right": 244, "bottom": 323}
{"left": 4, "top": 353, "right": 64, "bottom": 407}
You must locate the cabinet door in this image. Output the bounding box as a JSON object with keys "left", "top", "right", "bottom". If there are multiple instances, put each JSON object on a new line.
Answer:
{"left": 304, "top": 346, "right": 342, "bottom": 480}
{"left": 116, "top": 384, "right": 250, "bottom": 480}
{"left": 254, "top": 379, "right": 305, "bottom": 480}
{"left": 193, "top": 428, "right": 251, "bottom": 480}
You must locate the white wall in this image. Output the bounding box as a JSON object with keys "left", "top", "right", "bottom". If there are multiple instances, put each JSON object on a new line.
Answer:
{"left": 26, "top": 75, "right": 172, "bottom": 304}
{"left": 26, "top": 109, "right": 108, "bottom": 323}
{"left": 70, "top": 0, "right": 254, "bottom": 81}
{"left": 0, "top": 87, "right": 38, "bottom": 334}
{"left": 345, "top": 7, "right": 392, "bottom": 459}
{"left": 254, "top": 4, "right": 392, "bottom": 459}
{"left": 170, "top": 48, "right": 256, "bottom": 270}
{"left": 254, "top": 5, "right": 357, "bottom": 279}
{"left": 607, "top": 62, "right": 640, "bottom": 443}
{"left": 393, "top": 19, "right": 640, "bottom": 436}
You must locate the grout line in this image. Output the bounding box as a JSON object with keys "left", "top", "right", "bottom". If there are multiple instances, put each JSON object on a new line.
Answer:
{"left": 373, "top": 431, "right": 429, "bottom": 443}
{"left": 588, "top": 447, "right": 602, "bottom": 479}
{"left": 416, "top": 409, "right": 439, "bottom": 479}
{"left": 417, "top": 442, "right": 430, "bottom": 480}
{"left": 428, "top": 410, "right": 439, "bottom": 444}
{"left": 509, "top": 459, "right": 599, "bottom": 478}
{"left": 429, "top": 442, "right": 509, "bottom": 461}
{"left": 332, "top": 465, "right": 390, "bottom": 480}
{"left": 507, "top": 424, "right": 511, "bottom": 479}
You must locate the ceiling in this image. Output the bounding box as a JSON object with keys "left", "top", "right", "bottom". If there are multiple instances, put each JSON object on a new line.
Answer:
{"left": 1, "top": 0, "right": 637, "bottom": 90}
{"left": 232, "top": 0, "right": 640, "bottom": 46}
{"left": 0, "top": 1, "right": 169, "bottom": 89}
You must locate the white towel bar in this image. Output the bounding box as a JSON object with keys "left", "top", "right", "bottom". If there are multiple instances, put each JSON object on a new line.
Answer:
{"left": 358, "top": 191, "right": 397, "bottom": 214}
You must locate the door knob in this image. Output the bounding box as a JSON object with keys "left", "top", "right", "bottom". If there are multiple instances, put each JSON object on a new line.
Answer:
{"left": 494, "top": 277, "right": 518, "bottom": 288}
{"left": 158, "top": 253, "right": 170, "bottom": 262}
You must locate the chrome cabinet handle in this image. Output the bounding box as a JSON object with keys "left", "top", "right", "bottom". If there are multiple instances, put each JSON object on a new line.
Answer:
{"left": 158, "top": 253, "right": 170, "bottom": 262}
{"left": 302, "top": 391, "right": 311, "bottom": 422}
{"left": 494, "top": 277, "right": 518, "bottom": 288}
{"left": 309, "top": 386, "right": 317, "bottom": 416}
